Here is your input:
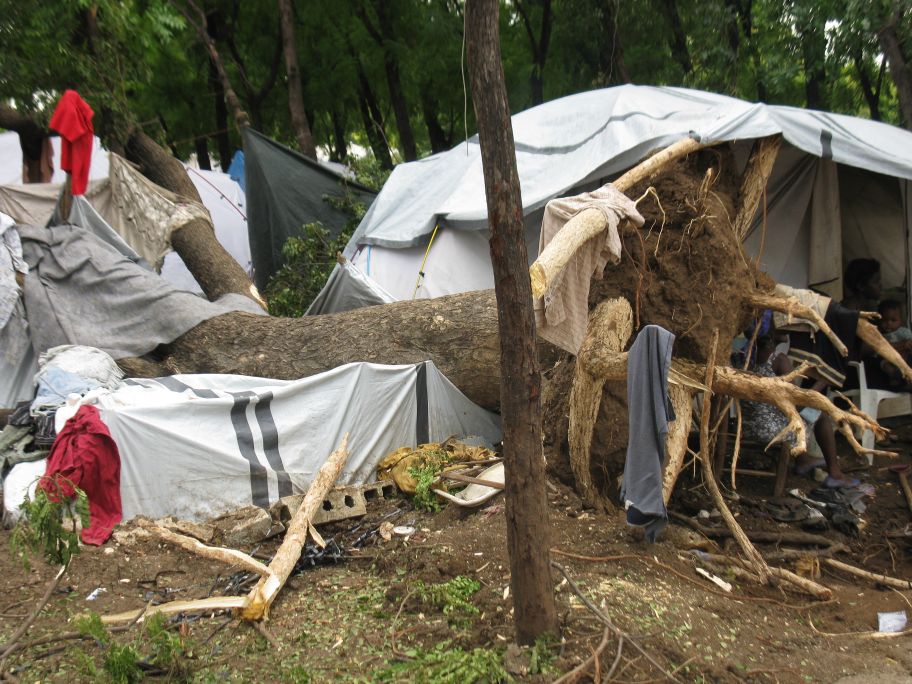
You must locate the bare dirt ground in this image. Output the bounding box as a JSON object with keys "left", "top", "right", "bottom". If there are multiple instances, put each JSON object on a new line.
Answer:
{"left": 2, "top": 429, "right": 912, "bottom": 683}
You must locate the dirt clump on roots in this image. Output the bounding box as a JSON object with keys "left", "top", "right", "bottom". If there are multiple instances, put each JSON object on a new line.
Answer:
{"left": 544, "top": 150, "right": 755, "bottom": 506}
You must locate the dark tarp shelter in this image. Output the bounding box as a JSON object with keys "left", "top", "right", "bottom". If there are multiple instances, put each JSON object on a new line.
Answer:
{"left": 242, "top": 128, "right": 377, "bottom": 288}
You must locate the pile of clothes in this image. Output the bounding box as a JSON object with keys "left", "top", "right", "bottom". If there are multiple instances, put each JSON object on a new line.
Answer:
{"left": 1, "top": 345, "right": 124, "bottom": 543}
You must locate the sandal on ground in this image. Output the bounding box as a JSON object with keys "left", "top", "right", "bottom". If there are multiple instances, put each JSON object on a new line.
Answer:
{"left": 823, "top": 475, "right": 861, "bottom": 489}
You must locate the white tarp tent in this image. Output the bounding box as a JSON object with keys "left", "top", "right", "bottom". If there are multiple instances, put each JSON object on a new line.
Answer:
{"left": 317, "top": 85, "right": 912, "bottom": 311}
{"left": 4, "top": 362, "right": 501, "bottom": 522}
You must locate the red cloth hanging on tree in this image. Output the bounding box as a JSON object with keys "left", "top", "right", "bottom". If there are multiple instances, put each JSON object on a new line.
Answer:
{"left": 41, "top": 405, "right": 122, "bottom": 545}
{"left": 48, "top": 90, "right": 94, "bottom": 196}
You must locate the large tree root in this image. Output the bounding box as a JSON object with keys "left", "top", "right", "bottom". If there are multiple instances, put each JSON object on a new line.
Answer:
{"left": 529, "top": 136, "right": 705, "bottom": 299}
{"left": 699, "top": 330, "right": 771, "bottom": 582}
{"left": 745, "top": 291, "right": 848, "bottom": 357}
{"left": 569, "top": 298, "right": 633, "bottom": 508}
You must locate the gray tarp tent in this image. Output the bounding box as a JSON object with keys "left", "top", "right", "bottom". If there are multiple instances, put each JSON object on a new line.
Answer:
{"left": 313, "top": 85, "right": 912, "bottom": 312}
{"left": 242, "top": 128, "right": 377, "bottom": 288}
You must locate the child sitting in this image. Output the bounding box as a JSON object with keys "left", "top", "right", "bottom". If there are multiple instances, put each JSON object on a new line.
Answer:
{"left": 876, "top": 299, "right": 912, "bottom": 388}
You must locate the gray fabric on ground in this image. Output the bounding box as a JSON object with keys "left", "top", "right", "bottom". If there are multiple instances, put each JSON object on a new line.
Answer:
{"left": 19, "top": 224, "right": 265, "bottom": 359}
{"left": 242, "top": 128, "right": 376, "bottom": 289}
{"left": 620, "top": 325, "right": 676, "bottom": 542}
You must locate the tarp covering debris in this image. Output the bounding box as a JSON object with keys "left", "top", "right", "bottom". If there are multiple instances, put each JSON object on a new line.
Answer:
{"left": 19, "top": 224, "right": 264, "bottom": 359}
{"left": 83, "top": 361, "right": 501, "bottom": 521}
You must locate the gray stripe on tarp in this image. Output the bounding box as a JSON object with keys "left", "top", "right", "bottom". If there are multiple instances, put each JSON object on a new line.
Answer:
{"left": 154, "top": 375, "right": 220, "bottom": 398}
{"left": 820, "top": 130, "right": 833, "bottom": 160}
{"left": 229, "top": 391, "right": 269, "bottom": 507}
{"left": 253, "top": 391, "right": 293, "bottom": 497}
{"left": 416, "top": 362, "right": 429, "bottom": 445}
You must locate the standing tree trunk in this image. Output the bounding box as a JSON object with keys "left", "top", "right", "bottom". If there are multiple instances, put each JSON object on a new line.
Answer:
{"left": 662, "top": 0, "right": 692, "bottom": 75}
{"left": 357, "top": 0, "right": 417, "bottom": 161}
{"left": 854, "top": 52, "right": 883, "bottom": 121}
{"left": 515, "top": 0, "right": 553, "bottom": 105}
{"left": 878, "top": 12, "right": 912, "bottom": 130}
{"left": 277, "top": 0, "right": 318, "bottom": 158}
{"left": 0, "top": 105, "right": 49, "bottom": 183}
{"left": 355, "top": 58, "right": 394, "bottom": 169}
{"left": 195, "top": 137, "right": 212, "bottom": 170}
{"left": 797, "top": 12, "right": 827, "bottom": 110}
{"left": 595, "top": 0, "right": 630, "bottom": 85}
{"left": 465, "top": 0, "right": 558, "bottom": 644}
{"left": 330, "top": 108, "right": 348, "bottom": 161}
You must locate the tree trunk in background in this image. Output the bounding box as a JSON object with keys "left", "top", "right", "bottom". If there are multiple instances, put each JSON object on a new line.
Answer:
{"left": 879, "top": 13, "right": 912, "bottom": 130}
{"left": 466, "top": 0, "right": 559, "bottom": 644}
{"left": 330, "top": 109, "right": 348, "bottom": 161}
{"left": 515, "top": 0, "right": 553, "bottom": 105}
{"left": 855, "top": 53, "right": 882, "bottom": 121}
{"left": 278, "top": 0, "right": 318, "bottom": 158}
{"left": 798, "top": 13, "right": 827, "bottom": 110}
{"left": 421, "top": 89, "right": 450, "bottom": 153}
{"left": 366, "top": 0, "right": 417, "bottom": 161}
{"left": 596, "top": 0, "right": 629, "bottom": 85}
{"left": 211, "top": 61, "right": 232, "bottom": 167}
{"left": 662, "top": 0, "right": 692, "bottom": 75}
{"left": 123, "top": 130, "right": 261, "bottom": 305}
{"left": 195, "top": 137, "right": 212, "bottom": 170}
{"left": 356, "top": 59, "right": 394, "bottom": 169}
{"left": 0, "top": 106, "right": 49, "bottom": 183}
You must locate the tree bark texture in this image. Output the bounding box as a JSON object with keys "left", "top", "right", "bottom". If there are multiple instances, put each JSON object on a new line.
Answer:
{"left": 466, "top": 0, "right": 559, "bottom": 643}
{"left": 123, "top": 130, "right": 262, "bottom": 305}
{"left": 277, "top": 0, "right": 318, "bottom": 158}
{"left": 157, "top": 291, "right": 511, "bottom": 409}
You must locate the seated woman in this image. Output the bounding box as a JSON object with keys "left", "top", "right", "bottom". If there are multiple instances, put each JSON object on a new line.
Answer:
{"left": 841, "top": 258, "right": 882, "bottom": 313}
{"left": 741, "top": 334, "right": 860, "bottom": 489}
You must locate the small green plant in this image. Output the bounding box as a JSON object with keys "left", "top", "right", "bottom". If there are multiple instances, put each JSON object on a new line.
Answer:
{"left": 528, "top": 634, "right": 557, "bottom": 675}
{"left": 10, "top": 475, "right": 89, "bottom": 568}
{"left": 407, "top": 448, "right": 450, "bottom": 512}
{"left": 146, "top": 613, "right": 190, "bottom": 678}
{"left": 264, "top": 184, "right": 369, "bottom": 318}
{"left": 414, "top": 576, "right": 481, "bottom": 626}
{"left": 346, "top": 154, "right": 392, "bottom": 192}
{"left": 73, "top": 612, "right": 192, "bottom": 682}
{"left": 104, "top": 642, "right": 143, "bottom": 684}
{"left": 374, "top": 641, "right": 513, "bottom": 683}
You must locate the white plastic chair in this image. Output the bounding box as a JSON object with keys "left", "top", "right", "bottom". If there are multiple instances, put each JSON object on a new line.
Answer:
{"left": 839, "top": 361, "right": 912, "bottom": 461}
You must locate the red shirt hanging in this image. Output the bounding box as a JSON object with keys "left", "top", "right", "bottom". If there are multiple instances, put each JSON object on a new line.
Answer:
{"left": 49, "top": 90, "right": 94, "bottom": 196}
{"left": 41, "top": 405, "right": 122, "bottom": 545}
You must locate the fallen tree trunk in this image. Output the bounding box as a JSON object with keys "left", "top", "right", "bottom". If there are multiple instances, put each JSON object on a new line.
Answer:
{"left": 152, "top": 291, "right": 513, "bottom": 411}
{"left": 122, "top": 129, "right": 263, "bottom": 306}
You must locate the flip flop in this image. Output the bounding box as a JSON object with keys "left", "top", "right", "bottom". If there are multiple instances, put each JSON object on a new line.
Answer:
{"left": 794, "top": 458, "right": 826, "bottom": 477}
{"left": 823, "top": 475, "right": 861, "bottom": 489}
